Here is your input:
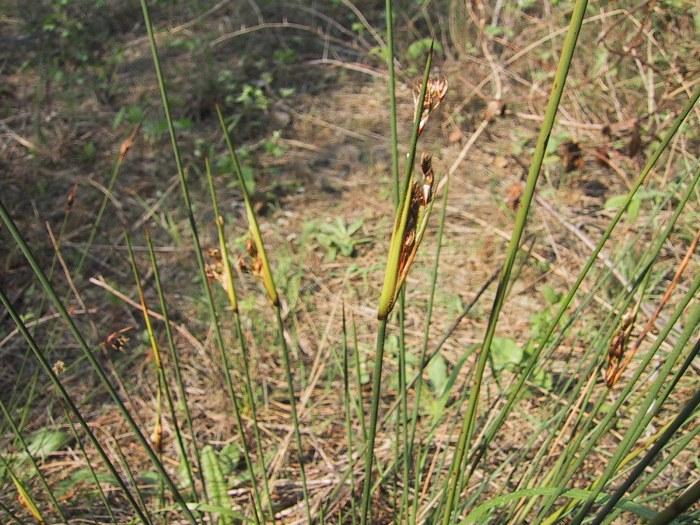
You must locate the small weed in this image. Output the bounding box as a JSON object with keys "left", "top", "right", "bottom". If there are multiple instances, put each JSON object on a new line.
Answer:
{"left": 302, "top": 217, "right": 365, "bottom": 261}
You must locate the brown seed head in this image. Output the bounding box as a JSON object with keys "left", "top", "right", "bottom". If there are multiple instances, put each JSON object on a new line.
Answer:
{"left": 420, "top": 153, "right": 434, "bottom": 204}
{"left": 52, "top": 360, "right": 65, "bottom": 376}
{"left": 415, "top": 77, "right": 448, "bottom": 135}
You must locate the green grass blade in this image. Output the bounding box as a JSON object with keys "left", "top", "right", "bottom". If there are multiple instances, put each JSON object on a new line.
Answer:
{"left": 568, "top": 299, "right": 700, "bottom": 524}
{"left": 63, "top": 408, "right": 117, "bottom": 524}
{"left": 590, "top": 363, "right": 700, "bottom": 524}
{"left": 648, "top": 477, "right": 700, "bottom": 525}
{"left": 385, "top": 0, "right": 399, "bottom": 206}
{"left": 126, "top": 234, "right": 199, "bottom": 500}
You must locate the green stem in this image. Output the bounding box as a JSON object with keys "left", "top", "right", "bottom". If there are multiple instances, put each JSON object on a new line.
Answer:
{"left": 0, "top": 202, "right": 194, "bottom": 524}
{"left": 274, "top": 307, "right": 312, "bottom": 522}
{"left": 0, "top": 399, "right": 68, "bottom": 523}
{"left": 440, "top": 1, "right": 589, "bottom": 521}
{"left": 409, "top": 178, "right": 449, "bottom": 524}
{"left": 146, "top": 234, "right": 205, "bottom": 500}
{"left": 359, "top": 317, "right": 388, "bottom": 525}
{"left": 385, "top": 0, "right": 399, "bottom": 206}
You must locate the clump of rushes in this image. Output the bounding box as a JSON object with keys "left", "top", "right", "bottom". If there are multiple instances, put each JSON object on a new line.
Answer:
{"left": 216, "top": 106, "right": 311, "bottom": 522}
{"left": 361, "top": 42, "right": 447, "bottom": 525}
{"left": 204, "top": 157, "right": 274, "bottom": 518}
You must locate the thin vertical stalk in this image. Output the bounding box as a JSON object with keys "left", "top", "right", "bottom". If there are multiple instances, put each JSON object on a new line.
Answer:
{"left": 63, "top": 408, "right": 117, "bottom": 524}
{"left": 590, "top": 359, "right": 700, "bottom": 525}
{"left": 274, "top": 308, "right": 312, "bottom": 521}
{"left": 352, "top": 316, "right": 368, "bottom": 443}
{"left": 409, "top": 178, "right": 449, "bottom": 525}
{"left": 341, "top": 305, "right": 358, "bottom": 524}
{"left": 216, "top": 106, "right": 310, "bottom": 521}
{"left": 385, "top": 0, "right": 399, "bottom": 206}
{"left": 146, "top": 234, "right": 206, "bottom": 498}
{"left": 568, "top": 300, "right": 700, "bottom": 524}
{"left": 538, "top": 274, "right": 699, "bottom": 525}
{"left": 140, "top": 0, "right": 263, "bottom": 520}
{"left": 205, "top": 159, "right": 273, "bottom": 518}
{"left": 112, "top": 437, "right": 152, "bottom": 525}
{"left": 0, "top": 497, "right": 26, "bottom": 525}
{"left": 536, "top": 167, "right": 700, "bottom": 522}
{"left": 126, "top": 234, "right": 198, "bottom": 499}
{"left": 359, "top": 317, "right": 388, "bottom": 525}
{"left": 76, "top": 124, "right": 139, "bottom": 274}
{"left": 440, "top": 2, "right": 589, "bottom": 521}
{"left": 359, "top": 45, "right": 434, "bottom": 525}
{"left": 397, "top": 292, "right": 410, "bottom": 521}
{"left": 648, "top": 477, "right": 700, "bottom": 525}
{"left": 462, "top": 82, "right": 700, "bottom": 505}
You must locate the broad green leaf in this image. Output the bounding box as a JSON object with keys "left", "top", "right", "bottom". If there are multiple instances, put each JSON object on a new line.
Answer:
{"left": 219, "top": 442, "right": 242, "bottom": 476}
{"left": 26, "top": 429, "right": 69, "bottom": 460}
{"left": 407, "top": 38, "right": 443, "bottom": 60}
{"left": 427, "top": 353, "right": 448, "bottom": 397}
{"left": 201, "top": 445, "right": 234, "bottom": 525}
{"left": 491, "top": 337, "right": 524, "bottom": 370}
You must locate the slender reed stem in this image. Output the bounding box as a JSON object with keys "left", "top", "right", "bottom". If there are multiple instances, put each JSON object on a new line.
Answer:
{"left": 359, "top": 317, "right": 388, "bottom": 525}
{"left": 385, "top": 0, "right": 399, "bottom": 206}
{"left": 127, "top": 234, "right": 198, "bottom": 499}
{"left": 205, "top": 159, "right": 273, "bottom": 517}
{"left": 146, "top": 234, "right": 206, "bottom": 499}
{"left": 648, "top": 477, "right": 700, "bottom": 525}
{"left": 409, "top": 178, "right": 449, "bottom": 524}
{"left": 274, "top": 308, "right": 312, "bottom": 522}
{"left": 0, "top": 202, "right": 195, "bottom": 524}
{"left": 440, "top": 2, "right": 589, "bottom": 521}
{"left": 341, "top": 305, "right": 358, "bottom": 524}
{"left": 63, "top": 408, "right": 117, "bottom": 524}
{"left": 568, "top": 299, "right": 700, "bottom": 524}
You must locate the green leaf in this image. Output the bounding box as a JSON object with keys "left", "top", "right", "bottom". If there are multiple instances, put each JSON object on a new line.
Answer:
{"left": 219, "top": 443, "right": 242, "bottom": 476}
{"left": 27, "top": 429, "right": 69, "bottom": 460}
{"left": 542, "top": 285, "right": 561, "bottom": 305}
{"left": 201, "top": 446, "right": 234, "bottom": 525}
{"left": 627, "top": 195, "right": 641, "bottom": 221}
{"left": 491, "top": 337, "right": 524, "bottom": 370}
{"left": 604, "top": 194, "right": 629, "bottom": 209}
{"left": 427, "top": 353, "right": 448, "bottom": 397}
{"left": 461, "top": 487, "right": 655, "bottom": 524}
{"left": 407, "top": 38, "right": 443, "bottom": 61}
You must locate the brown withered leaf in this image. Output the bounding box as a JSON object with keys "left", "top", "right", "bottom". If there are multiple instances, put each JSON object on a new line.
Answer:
{"left": 561, "top": 141, "right": 584, "bottom": 173}
{"left": 505, "top": 182, "right": 523, "bottom": 211}
{"left": 105, "top": 326, "right": 133, "bottom": 352}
